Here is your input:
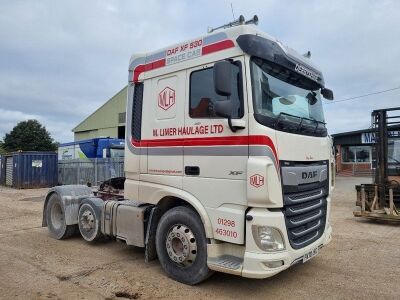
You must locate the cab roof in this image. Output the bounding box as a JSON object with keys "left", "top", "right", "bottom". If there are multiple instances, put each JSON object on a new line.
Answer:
{"left": 128, "top": 25, "right": 323, "bottom": 86}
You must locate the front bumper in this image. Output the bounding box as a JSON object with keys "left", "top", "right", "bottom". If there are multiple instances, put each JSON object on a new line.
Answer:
{"left": 241, "top": 205, "right": 332, "bottom": 279}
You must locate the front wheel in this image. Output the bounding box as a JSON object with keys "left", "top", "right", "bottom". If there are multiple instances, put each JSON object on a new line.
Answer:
{"left": 155, "top": 206, "right": 213, "bottom": 285}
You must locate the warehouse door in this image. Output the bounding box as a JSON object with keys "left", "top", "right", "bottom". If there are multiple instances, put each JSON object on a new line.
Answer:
{"left": 5, "top": 156, "right": 13, "bottom": 186}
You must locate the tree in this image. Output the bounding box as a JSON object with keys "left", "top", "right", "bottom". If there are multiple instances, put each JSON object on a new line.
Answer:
{"left": 3, "top": 120, "right": 57, "bottom": 152}
{"left": 0, "top": 140, "right": 6, "bottom": 154}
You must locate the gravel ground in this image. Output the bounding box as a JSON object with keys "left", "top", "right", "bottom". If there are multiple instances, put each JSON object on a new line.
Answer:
{"left": 0, "top": 177, "right": 399, "bottom": 299}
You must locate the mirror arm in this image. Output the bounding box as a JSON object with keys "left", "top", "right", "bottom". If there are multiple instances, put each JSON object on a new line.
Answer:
{"left": 226, "top": 118, "right": 246, "bottom": 132}
{"left": 227, "top": 118, "right": 237, "bottom": 132}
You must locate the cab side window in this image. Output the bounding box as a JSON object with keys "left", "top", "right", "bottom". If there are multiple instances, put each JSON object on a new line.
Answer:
{"left": 132, "top": 82, "right": 144, "bottom": 141}
{"left": 189, "top": 62, "right": 243, "bottom": 119}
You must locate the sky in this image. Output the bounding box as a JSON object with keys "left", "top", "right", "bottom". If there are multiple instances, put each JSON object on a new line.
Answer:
{"left": 0, "top": 0, "right": 399, "bottom": 142}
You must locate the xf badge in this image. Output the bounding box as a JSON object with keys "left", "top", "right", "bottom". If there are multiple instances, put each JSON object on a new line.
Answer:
{"left": 229, "top": 171, "right": 243, "bottom": 176}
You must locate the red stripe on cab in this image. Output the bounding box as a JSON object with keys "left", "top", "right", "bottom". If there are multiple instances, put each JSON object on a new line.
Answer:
{"left": 202, "top": 40, "right": 235, "bottom": 55}
{"left": 132, "top": 39, "right": 235, "bottom": 83}
{"left": 131, "top": 135, "right": 278, "bottom": 163}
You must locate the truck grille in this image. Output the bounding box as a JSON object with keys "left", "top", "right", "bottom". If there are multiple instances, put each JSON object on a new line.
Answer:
{"left": 282, "top": 187, "right": 327, "bottom": 249}
{"left": 281, "top": 161, "right": 328, "bottom": 250}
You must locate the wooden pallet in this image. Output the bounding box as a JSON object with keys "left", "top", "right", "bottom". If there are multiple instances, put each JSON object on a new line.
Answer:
{"left": 353, "top": 210, "right": 400, "bottom": 223}
{"left": 354, "top": 185, "right": 400, "bottom": 223}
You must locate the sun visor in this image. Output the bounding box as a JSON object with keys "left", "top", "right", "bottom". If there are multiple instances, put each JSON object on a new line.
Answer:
{"left": 236, "top": 34, "right": 325, "bottom": 87}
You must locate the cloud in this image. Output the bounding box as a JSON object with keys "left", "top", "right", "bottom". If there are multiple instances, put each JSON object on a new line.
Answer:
{"left": 0, "top": 109, "right": 40, "bottom": 136}
{"left": 0, "top": 0, "right": 399, "bottom": 142}
{"left": 0, "top": 108, "right": 74, "bottom": 142}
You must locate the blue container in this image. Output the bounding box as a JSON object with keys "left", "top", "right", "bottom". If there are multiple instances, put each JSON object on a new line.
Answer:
{"left": 2, "top": 151, "right": 58, "bottom": 189}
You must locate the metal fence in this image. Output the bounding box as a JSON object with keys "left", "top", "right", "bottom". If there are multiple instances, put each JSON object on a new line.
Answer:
{"left": 58, "top": 158, "right": 124, "bottom": 186}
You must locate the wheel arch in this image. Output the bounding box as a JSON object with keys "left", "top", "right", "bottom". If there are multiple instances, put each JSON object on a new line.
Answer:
{"left": 155, "top": 194, "right": 213, "bottom": 239}
{"left": 144, "top": 188, "right": 215, "bottom": 262}
{"left": 42, "top": 185, "right": 94, "bottom": 227}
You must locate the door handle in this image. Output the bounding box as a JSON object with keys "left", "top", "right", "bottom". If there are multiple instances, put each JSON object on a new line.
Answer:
{"left": 185, "top": 166, "right": 200, "bottom": 176}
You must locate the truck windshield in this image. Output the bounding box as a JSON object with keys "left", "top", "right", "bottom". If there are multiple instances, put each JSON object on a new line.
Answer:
{"left": 251, "top": 57, "right": 327, "bottom": 137}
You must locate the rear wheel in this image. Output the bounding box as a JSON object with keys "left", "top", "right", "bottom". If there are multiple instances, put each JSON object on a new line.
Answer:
{"left": 78, "top": 203, "right": 103, "bottom": 242}
{"left": 46, "top": 193, "right": 77, "bottom": 239}
{"left": 156, "top": 206, "right": 212, "bottom": 285}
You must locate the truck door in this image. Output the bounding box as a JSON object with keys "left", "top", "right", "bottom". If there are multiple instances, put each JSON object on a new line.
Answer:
{"left": 139, "top": 70, "right": 186, "bottom": 189}
{"left": 183, "top": 57, "right": 248, "bottom": 244}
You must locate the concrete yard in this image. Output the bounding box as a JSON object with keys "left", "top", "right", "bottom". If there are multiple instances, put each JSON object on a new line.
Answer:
{"left": 0, "top": 177, "right": 399, "bottom": 299}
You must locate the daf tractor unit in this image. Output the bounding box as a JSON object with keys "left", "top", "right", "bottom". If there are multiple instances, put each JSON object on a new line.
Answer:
{"left": 43, "top": 15, "right": 335, "bottom": 284}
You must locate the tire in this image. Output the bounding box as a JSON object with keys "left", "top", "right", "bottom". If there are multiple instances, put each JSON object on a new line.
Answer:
{"left": 46, "top": 193, "right": 77, "bottom": 240}
{"left": 78, "top": 203, "right": 103, "bottom": 242}
{"left": 156, "top": 206, "right": 213, "bottom": 285}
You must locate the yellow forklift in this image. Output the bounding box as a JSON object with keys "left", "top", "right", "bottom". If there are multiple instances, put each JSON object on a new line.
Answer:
{"left": 354, "top": 107, "right": 400, "bottom": 222}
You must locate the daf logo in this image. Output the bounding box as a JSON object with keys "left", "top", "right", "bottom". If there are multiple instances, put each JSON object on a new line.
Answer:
{"left": 302, "top": 171, "right": 317, "bottom": 179}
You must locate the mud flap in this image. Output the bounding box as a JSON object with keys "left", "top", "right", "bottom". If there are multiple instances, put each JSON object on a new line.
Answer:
{"left": 145, "top": 207, "right": 162, "bottom": 262}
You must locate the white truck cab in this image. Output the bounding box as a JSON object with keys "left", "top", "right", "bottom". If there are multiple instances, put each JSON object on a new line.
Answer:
{"left": 43, "top": 16, "right": 334, "bottom": 285}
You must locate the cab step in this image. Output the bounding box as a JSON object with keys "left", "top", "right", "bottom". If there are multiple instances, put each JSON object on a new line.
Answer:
{"left": 207, "top": 255, "right": 243, "bottom": 275}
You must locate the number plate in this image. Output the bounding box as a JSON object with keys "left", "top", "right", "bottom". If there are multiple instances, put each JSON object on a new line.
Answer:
{"left": 302, "top": 247, "right": 319, "bottom": 263}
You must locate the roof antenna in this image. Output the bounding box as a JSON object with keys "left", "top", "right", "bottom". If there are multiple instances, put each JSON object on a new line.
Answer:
{"left": 303, "top": 51, "right": 311, "bottom": 58}
{"left": 208, "top": 15, "right": 245, "bottom": 33}
{"left": 230, "top": 3, "right": 236, "bottom": 21}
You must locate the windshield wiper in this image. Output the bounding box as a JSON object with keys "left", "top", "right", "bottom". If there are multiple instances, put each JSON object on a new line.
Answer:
{"left": 275, "top": 112, "right": 325, "bottom": 133}
{"left": 274, "top": 112, "right": 301, "bottom": 131}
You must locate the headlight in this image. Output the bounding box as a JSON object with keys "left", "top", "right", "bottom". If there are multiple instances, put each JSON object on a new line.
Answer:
{"left": 252, "top": 225, "right": 285, "bottom": 252}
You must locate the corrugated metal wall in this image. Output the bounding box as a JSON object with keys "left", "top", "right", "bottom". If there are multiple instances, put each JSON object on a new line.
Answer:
{"left": 58, "top": 158, "right": 124, "bottom": 186}
{"left": 5, "top": 156, "right": 13, "bottom": 186}
{"left": 0, "top": 152, "right": 58, "bottom": 189}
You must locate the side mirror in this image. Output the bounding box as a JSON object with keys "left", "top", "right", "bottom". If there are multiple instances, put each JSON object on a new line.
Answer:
{"left": 213, "top": 61, "right": 232, "bottom": 96}
{"left": 321, "top": 88, "right": 334, "bottom": 100}
{"left": 214, "top": 100, "right": 233, "bottom": 118}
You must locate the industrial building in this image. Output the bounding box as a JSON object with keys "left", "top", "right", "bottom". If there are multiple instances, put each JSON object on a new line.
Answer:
{"left": 332, "top": 125, "right": 400, "bottom": 176}
{"left": 73, "top": 86, "right": 127, "bottom": 141}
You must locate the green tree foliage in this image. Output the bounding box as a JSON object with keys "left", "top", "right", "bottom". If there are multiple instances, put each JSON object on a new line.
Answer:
{"left": 0, "top": 140, "right": 6, "bottom": 154}
{"left": 3, "top": 120, "right": 57, "bottom": 152}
